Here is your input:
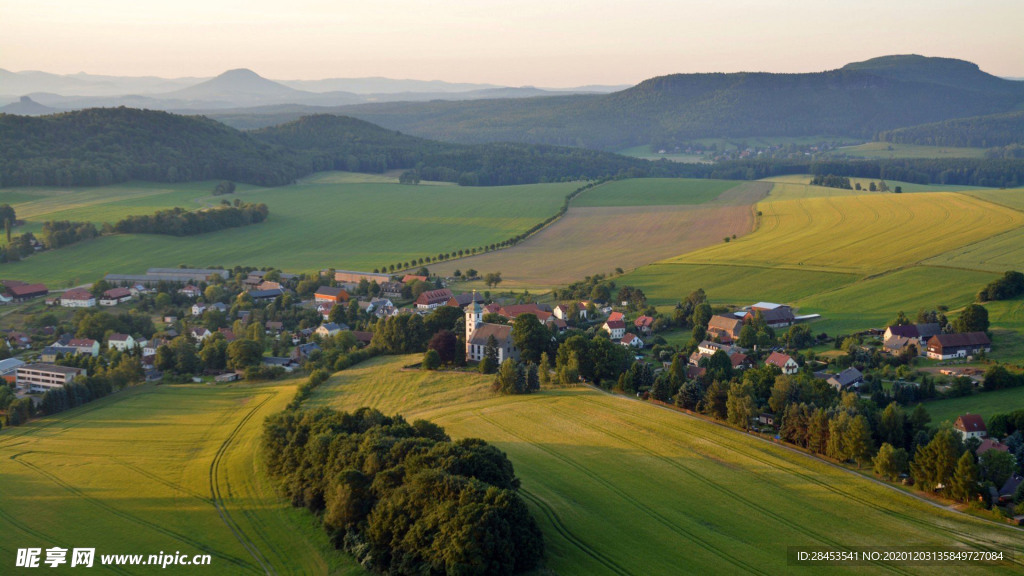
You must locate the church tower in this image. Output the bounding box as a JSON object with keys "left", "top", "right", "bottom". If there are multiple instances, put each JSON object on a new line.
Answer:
{"left": 466, "top": 292, "right": 483, "bottom": 358}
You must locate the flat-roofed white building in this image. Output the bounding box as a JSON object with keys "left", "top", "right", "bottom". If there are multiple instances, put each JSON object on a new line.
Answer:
{"left": 16, "top": 363, "right": 86, "bottom": 392}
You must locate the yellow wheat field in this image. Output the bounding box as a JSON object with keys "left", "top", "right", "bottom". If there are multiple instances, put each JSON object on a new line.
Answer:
{"left": 667, "top": 192, "right": 1024, "bottom": 274}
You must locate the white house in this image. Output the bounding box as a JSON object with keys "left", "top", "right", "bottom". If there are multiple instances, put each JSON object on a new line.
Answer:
{"left": 765, "top": 351, "right": 799, "bottom": 375}
{"left": 697, "top": 340, "right": 730, "bottom": 356}
{"left": 99, "top": 287, "right": 132, "bottom": 306}
{"left": 315, "top": 323, "right": 345, "bottom": 338}
{"left": 189, "top": 327, "right": 212, "bottom": 342}
{"left": 953, "top": 414, "right": 987, "bottom": 441}
{"left": 60, "top": 289, "right": 96, "bottom": 308}
{"left": 602, "top": 320, "right": 626, "bottom": 340}
{"left": 143, "top": 338, "right": 165, "bottom": 357}
{"left": 554, "top": 303, "right": 588, "bottom": 321}
{"left": 621, "top": 333, "right": 644, "bottom": 348}
{"left": 67, "top": 338, "right": 100, "bottom": 357}
{"left": 107, "top": 333, "right": 137, "bottom": 352}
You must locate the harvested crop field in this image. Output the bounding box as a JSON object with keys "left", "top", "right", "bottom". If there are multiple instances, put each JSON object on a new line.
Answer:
{"left": 433, "top": 181, "right": 771, "bottom": 287}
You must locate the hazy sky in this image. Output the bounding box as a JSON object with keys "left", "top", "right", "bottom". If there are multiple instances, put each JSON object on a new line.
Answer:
{"left": 3, "top": 0, "right": 1022, "bottom": 86}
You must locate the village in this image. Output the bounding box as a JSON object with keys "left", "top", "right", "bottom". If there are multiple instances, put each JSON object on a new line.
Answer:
{"left": 0, "top": 264, "right": 1020, "bottom": 519}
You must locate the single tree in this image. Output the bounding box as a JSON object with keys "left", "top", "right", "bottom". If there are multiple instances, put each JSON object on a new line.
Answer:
{"left": 952, "top": 303, "right": 989, "bottom": 334}
{"left": 950, "top": 451, "right": 980, "bottom": 503}
{"left": 422, "top": 349, "right": 441, "bottom": 371}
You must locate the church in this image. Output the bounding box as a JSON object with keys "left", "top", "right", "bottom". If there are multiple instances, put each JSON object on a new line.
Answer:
{"left": 465, "top": 296, "right": 518, "bottom": 363}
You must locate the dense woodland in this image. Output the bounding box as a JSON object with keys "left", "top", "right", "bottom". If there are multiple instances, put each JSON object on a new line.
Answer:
{"left": 0, "top": 109, "right": 699, "bottom": 189}
{"left": 0, "top": 108, "right": 301, "bottom": 187}
{"left": 262, "top": 407, "right": 544, "bottom": 576}
{"left": 877, "top": 111, "right": 1024, "bottom": 149}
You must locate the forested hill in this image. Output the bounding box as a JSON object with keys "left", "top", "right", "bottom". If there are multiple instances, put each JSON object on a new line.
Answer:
{"left": 0, "top": 108, "right": 701, "bottom": 188}
{"left": 251, "top": 115, "right": 702, "bottom": 185}
{"left": 0, "top": 108, "right": 302, "bottom": 187}
{"left": 877, "top": 111, "right": 1024, "bottom": 149}
{"left": 319, "top": 55, "right": 1024, "bottom": 150}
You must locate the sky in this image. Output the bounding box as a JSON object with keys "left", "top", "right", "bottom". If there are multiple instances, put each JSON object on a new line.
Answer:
{"left": 3, "top": 0, "right": 1022, "bottom": 86}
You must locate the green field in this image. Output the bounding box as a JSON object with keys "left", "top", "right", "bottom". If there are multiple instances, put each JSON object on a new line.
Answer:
{"left": 666, "top": 193, "right": 1024, "bottom": 274}
{"left": 831, "top": 142, "right": 987, "bottom": 159}
{"left": 0, "top": 175, "right": 577, "bottom": 286}
{"left": 1, "top": 181, "right": 247, "bottom": 244}
{"left": 615, "top": 145, "right": 707, "bottom": 164}
{"left": 762, "top": 175, "right": 991, "bottom": 201}
{"left": 0, "top": 381, "right": 365, "bottom": 575}
{"left": 965, "top": 188, "right": 1024, "bottom": 212}
{"left": 307, "top": 355, "right": 1024, "bottom": 576}
{"left": 794, "top": 266, "right": 1000, "bottom": 334}
{"left": 921, "top": 386, "right": 1024, "bottom": 426}
{"left": 925, "top": 226, "right": 1024, "bottom": 274}
{"left": 619, "top": 263, "right": 856, "bottom": 307}
{"left": 573, "top": 178, "right": 740, "bottom": 207}
{"left": 678, "top": 136, "right": 862, "bottom": 150}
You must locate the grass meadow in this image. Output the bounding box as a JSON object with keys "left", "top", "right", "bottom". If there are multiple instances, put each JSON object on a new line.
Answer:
{"left": 831, "top": 142, "right": 988, "bottom": 159}
{"left": 762, "top": 175, "right": 990, "bottom": 201}
{"left": 306, "top": 355, "right": 1024, "bottom": 576}
{"left": 572, "top": 178, "right": 740, "bottom": 207}
{"left": 0, "top": 380, "right": 365, "bottom": 575}
{"left": 793, "top": 267, "right": 1000, "bottom": 334}
{"left": 618, "top": 263, "right": 857, "bottom": 307}
{"left": 614, "top": 145, "right": 707, "bottom": 164}
{"left": 0, "top": 175, "right": 576, "bottom": 286}
{"left": 920, "top": 386, "right": 1024, "bottom": 426}
{"left": 925, "top": 226, "right": 1024, "bottom": 274}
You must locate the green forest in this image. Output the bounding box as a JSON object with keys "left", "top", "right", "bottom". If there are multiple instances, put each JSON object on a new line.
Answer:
{"left": 0, "top": 109, "right": 699, "bottom": 189}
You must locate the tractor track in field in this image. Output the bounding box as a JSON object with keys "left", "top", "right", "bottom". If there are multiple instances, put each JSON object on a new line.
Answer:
{"left": 209, "top": 391, "right": 279, "bottom": 576}
{"left": 0, "top": 497, "right": 140, "bottom": 575}
{"left": 10, "top": 452, "right": 257, "bottom": 572}
{"left": 475, "top": 411, "right": 773, "bottom": 576}
{"left": 518, "top": 488, "right": 636, "bottom": 576}
{"left": 546, "top": 404, "right": 916, "bottom": 576}
{"left": 112, "top": 457, "right": 213, "bottom": 503}
{"left": 589, "top": 389, "right": 1024, "bottom": 559}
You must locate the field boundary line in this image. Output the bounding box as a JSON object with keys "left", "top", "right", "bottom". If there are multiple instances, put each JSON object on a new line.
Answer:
{"left": 961, "top": 190, "right": 1024, "bottom": 215}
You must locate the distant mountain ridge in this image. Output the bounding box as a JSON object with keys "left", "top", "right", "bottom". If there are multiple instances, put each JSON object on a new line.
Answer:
{"left": 0, "top": 68, "right": 625, "bottom": 112}
{"left": 0, "top": 96, "right": 56, "bottom": 116}
{"left": 319, "top": 55, "right": 1024, "bottom": 150}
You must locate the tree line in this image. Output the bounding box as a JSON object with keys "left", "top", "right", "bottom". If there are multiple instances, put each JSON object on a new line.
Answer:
{"left": 111, "top": 201, "right": 268, "bottom": 236}
{"left": 261, "top": 407, "right": 543, "bottom": 575}
{"left": 708, "top": 157, "right": 1024, "bottom": 188}
{"left": 0, "top": 108, "right": 702, "bottom": 189}
{"left": 977, "top": 271, "right": 1024, "bottom": 303}
{"left": 877, "top": 111, "right": 1024, "bottom": 149}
